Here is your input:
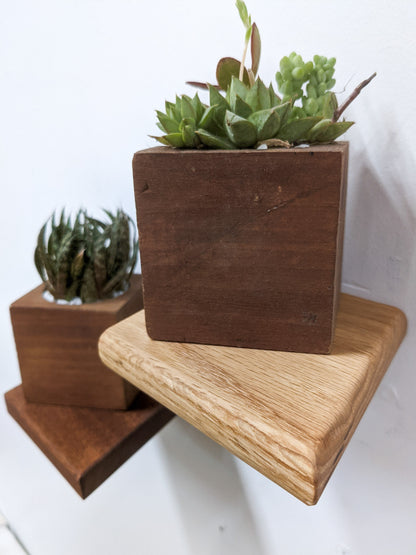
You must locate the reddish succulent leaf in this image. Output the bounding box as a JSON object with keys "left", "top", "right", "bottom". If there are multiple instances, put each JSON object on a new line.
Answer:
{"left": 186, "top": 81, "right": 221, "bottom": 90}
{"left": 216, "top": 57, "right": 250, "bottom": 91}
{"left": 250, "top": 23, "right": 261, "bottom": 76}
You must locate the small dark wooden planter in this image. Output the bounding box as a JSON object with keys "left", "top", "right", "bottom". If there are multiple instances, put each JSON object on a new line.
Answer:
{"left": 133, "top": 144, "right": 348, "bottom": 354}
{"left": 10, "top": 274, "right": 143, "bottom": 409}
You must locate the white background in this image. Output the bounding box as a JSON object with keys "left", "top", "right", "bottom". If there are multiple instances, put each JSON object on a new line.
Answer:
{"left": 1, "top": 1, "right": 415, "bottom": 553}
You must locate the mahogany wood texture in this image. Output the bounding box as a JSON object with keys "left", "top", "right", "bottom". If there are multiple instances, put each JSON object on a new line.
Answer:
{"left": 99, "top": 293, "right": 406, "bottom": 505}
{"left": 133, "top": 144, "right": 349, "bottom": 353}
{"left": 5, "top": 385, "right": 174, "bottom": 498}
{"left": 10, "top": 275, "right": 143, "bottom": 409}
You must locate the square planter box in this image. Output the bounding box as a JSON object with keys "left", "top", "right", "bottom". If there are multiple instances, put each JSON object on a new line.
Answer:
{"left": 10, "top": 275, "right": 143, "bottom": 409}
{"left": 133, "top": 144, "right": 348, "bottom": 354}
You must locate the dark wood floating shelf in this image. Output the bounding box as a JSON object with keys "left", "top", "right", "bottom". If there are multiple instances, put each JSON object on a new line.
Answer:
{"left": 98, "top": 294, "right": 406, "bottom": 505}
{"left": 5, "top": 385, "right": 173, "bottom": 498}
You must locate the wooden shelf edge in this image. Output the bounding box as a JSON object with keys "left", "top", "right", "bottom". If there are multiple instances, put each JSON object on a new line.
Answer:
{"left": 5, "top": 385, "right": 174, "bottom": 499}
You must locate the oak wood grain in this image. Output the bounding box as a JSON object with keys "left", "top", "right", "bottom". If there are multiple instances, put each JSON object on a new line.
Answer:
{"left": 5, "top": 385, "right": 174, "bottom": 498}
{"left": 10, "top": 275, "right": 143, "bottom": 409}
{"left": 133, "top": 144, "right": 348, "bottom": 353}
{"left": 98, "top": 293, "right": 406, "bottom": 504}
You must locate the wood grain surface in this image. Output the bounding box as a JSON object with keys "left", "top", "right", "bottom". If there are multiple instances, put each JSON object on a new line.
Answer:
{"left": 10, "top": 275, "right": 143, "bottom": 409}
{"left": 5, "top": 385, "right": 174, "bottom": 498}
{"left": 133, "top": 144, "right": 348, "bottom": 353}
{"left": 98, "top": 294, "right": 406, "bottom": 504}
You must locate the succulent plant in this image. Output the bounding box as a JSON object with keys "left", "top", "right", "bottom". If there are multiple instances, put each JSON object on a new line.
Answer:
{"left": 153, "top": 1, "right": 375, "bottom": 150}
{"left": 35, "top": 209, "right": 138, "bottom": 303}
{"left": 152, "top": 94, "right": 209, "bottom": 149}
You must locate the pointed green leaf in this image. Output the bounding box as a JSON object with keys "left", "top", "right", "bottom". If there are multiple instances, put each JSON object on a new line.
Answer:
{"left": 156, "top": 111, "right": 179, "bottom": 133}
{"left": 307, "top": 118, "right": 333, "bottom": 142}
{"left": 164, "top": 101, "right": 177, "bottom": 122}
{"left": 154, "top": 133, "right": 185, "bottom": 148}
{"left": 209, "top": 89, "right": 229, "bottom": 133}
{"left": 179, "top": 117, "right": 196, "bottom": 131}
{"left": 165, "top": 105, "right": 177, "bottom": 122}
{"left": 234, "top": 95, "right": 253, "bottom": 118}
{"left": 93, "top": 242, "right": 107, "bottom": 294}
{"left": 36, "top": 216, "right": 58, "bottom": 292}
{"left": 34, "top": 246, "right": 47, "bottom": 282}
{"left": 199, "top": 105, "right": 227, "bottom": 137}
{"left": 181, "top": 125, "right": 199, "bottom": 147}
{"left": 196, "top": 129, "right": 236, "bottom": 150}
{"left": 80, "top": 263, "right": 99, "bottom": 303}
{"left": 55, "top": 230, "right": 77, "bottom": 298}
{"left": 228, "top": 75, "right": 249, "bottom": 106}
{"left": 165, "top": 100, "right": 175, "bottom": 113}
{"left": 59, "top": 209, "right": 65, "bottom": 230}
{"left": 278, "top": 116, "right": 322, "bottom": 143}
{"left": 191, "top": 93, "right": 205, "bottom": 123}
{"left": 246, "top": 78, "right": 270, "bottom": 111}
{"left": 199, "top": 105, "right": 218, "bottom": 129}
{"left": 209, "top": 84, "right": 229, "bottom": 110}
{"left": 311, "top": 121, "right": 354, "bottom": 143}
{"left": 248, "top": 109, "right": 280, "bottom": 141}
{"left": 37, "top": 221, "right": 47, "bottom": 253}
{"left": 225, "top": 110, "right": 257, "bottom": 148}
{"left": 180, "top": 95, "right": 196, "bottom": 119}
{"left": 173, "top": 96, "right": 182, "bottom": 120}
{"left": 150, "top": 135, "right": 172, "bottom": 146}
{"left": 273, "top": 101, "right": 291, "bottom": 130}
{"left": 101, "top": 264, "right": 129, "bottom": 297}
{"left": 268, "top": 83, "right": 281, "bottom": 107}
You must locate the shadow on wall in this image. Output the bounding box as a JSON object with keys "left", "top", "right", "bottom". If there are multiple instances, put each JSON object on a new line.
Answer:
{"left": 342, "top": 134, "right": 416, "bottom": 311}
{"left": 159, "top": 418, "right": 266, "bottom": 555}
{"left": 335, "top": 130, "right": 416, "bottom": 551}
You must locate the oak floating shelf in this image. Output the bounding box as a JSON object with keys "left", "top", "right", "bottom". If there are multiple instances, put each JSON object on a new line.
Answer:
{"left": 5, "top": 385, "right": 173, "bottom": 498}
{"left": 98, "top": 294, "right": 406, "bottom": 505}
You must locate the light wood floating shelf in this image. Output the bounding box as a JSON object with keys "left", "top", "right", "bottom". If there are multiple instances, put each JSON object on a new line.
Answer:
{"left": 98, "top": 294, "right": 406, "bottom": 505}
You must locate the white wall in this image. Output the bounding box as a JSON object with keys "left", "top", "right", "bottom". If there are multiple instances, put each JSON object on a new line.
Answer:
{"left": 1, "top": 1, "right": 415, "bottom": 553}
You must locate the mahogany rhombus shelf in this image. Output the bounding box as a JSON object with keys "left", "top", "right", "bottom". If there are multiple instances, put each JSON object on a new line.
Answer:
{"left": 98, "top": 294, "right": 406, "bottom": 505}
{"left": 5, "top": 386, "right": 173, "bottom": 498}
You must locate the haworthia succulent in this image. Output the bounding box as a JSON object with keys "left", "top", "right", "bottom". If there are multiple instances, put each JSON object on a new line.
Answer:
{"left": 34, "top": 209, "right": 138, "bottom": 303}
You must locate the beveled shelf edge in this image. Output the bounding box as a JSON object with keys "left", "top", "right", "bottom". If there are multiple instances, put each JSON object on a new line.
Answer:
{"left": 314, "top": 301, "right": 406, "bottom": 502}
{"left": 98, "top": 295, "right": 406, "bottom": 505}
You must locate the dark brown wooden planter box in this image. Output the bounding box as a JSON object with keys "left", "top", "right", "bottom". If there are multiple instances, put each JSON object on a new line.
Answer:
{"left": 10, "top": 274, "right": 143, "bottom": 409}
{"left": 132, "top": 144, "right": 348, "bottom": 354}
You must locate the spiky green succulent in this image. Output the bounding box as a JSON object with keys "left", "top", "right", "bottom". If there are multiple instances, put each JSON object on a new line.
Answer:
{"left": 35, "top": 209, "right": 138, "bottom": 303}
{"left": 154, "top": 71, "right": 352, "bottom": 149}
{"left": 153, "top": 1, "right": 374, "bottom": 150}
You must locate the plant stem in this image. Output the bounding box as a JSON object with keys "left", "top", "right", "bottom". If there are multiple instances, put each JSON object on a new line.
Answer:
{"left": 332, "top": 72, "right": 377, "bottom": 122}
{"left": 240, "top": 37, "right": 250, "bottom": 81}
